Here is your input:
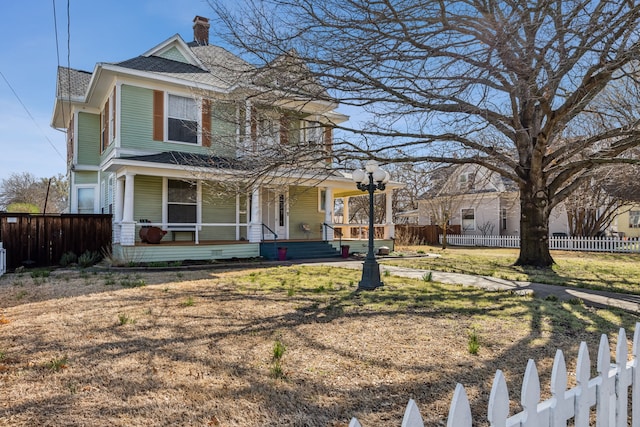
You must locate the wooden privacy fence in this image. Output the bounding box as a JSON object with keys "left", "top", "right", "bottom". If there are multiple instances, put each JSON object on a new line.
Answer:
{"left": 350, "top": 324, "right": 640, "bottom": 426}
{"left": 0, "top": 213, "right": 112, "bottom": 271}
{"left": 442, "top": 234, "right": 640, "bottom": 253}
{"left": 395, "top": 225, "right": 461, "bottom": 245}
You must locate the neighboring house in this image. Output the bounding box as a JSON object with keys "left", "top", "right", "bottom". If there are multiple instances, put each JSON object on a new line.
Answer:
{"left": 613, "top": 204, "right": 640, "bottom": 238}
{"left": 417, "top": 164, "right": 569, "bottom": 236}
{"left": 51, "top": 16, "right": 400, "bottom": 263}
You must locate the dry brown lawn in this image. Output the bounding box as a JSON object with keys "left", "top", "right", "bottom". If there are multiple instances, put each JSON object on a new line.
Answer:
{"left": 0, "top": 265, "right": 637, "bottom": 426}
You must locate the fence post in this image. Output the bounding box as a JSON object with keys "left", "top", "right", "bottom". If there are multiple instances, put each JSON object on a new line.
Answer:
{"left": 0, "top": 242, "right": 5, "bottom": 276}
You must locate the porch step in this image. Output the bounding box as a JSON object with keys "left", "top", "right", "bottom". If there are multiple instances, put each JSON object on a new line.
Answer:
{"left": 260, "top": 241, "right": 341, "bottom": 261}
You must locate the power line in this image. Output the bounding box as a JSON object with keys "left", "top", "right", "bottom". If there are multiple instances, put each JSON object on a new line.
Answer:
{"left": 0, "top": 70, "right": 65, "bottom": 162}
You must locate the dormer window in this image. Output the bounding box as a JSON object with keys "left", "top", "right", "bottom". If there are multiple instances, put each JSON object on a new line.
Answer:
{"left": 168, "top": 94, "right": 198, "bottom": 144}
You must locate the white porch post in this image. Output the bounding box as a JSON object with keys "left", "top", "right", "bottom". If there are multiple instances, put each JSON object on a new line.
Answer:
{"left": 249, "top": 186, "right": 262, "bottom": 242}
{"left": 120, "top": 173, "right": 136, "bottom": 246}
{"left": 113, "top": 177, "right": 124, "bottom": 244}
{"left": 343, "top": 196, "right": 350, "bottom": 239}
{"left": 324, "top": 187, "right": 334, "bottom": 241}
{"left": 385, "top": 189, "right": 394, "bottom": 239}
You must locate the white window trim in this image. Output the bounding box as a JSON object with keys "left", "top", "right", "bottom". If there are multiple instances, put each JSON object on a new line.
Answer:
{"left": 165, "top": 92, "right": 201, "bottom": 146}
{"left": 461, "top": 207, "right": 476, "bottom": 231}
{"left": 318, "top": 188, "right": 327, "bottom": 212}
{"left": 162, "top": 178, "right": 202, "bottom": 229}
{"left": 72, "top": 184, "right": 99, "bottom": 214}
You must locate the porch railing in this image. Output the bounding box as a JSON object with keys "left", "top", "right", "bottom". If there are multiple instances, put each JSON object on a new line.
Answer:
{"left": 322, "top": 223, "right": 342, "bottom": 247}
{"left": 261, "top": 223, "right": 278, "bottom": 241}
{"left": 136, "top": 222, "right": 249, "bottom": 245}
{"left": 333, "top": 223, "right": 388, "bottom": 240}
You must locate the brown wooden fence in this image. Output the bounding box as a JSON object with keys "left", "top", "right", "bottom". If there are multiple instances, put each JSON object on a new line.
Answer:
{"left": 394, "top": 224, "right": 461, "bottom": 245}
{"left": 0, "top": 213, "right": 112, "bottom": 271}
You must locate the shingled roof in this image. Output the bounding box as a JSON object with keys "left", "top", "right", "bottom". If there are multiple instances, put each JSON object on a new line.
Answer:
{"left": 56, "top": 66, "right": 92, "bottom": 99}
{"left": 121, "top": 151, "right": 247, "bottom": 170}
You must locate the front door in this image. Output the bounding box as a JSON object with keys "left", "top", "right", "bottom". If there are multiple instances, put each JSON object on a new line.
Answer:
{"left": 262, "top": 189, "right": 288, "bottom": 239}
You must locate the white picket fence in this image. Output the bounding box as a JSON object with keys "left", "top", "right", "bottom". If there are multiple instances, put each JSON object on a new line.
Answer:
{"left": 0, "top": 242, "right": 6, "bottom": 277}
{"left": 350, "top": 324, "right": 640, "bottom": 426}
{"left": 441, "top": 234, "right": 640, "bottom": 253}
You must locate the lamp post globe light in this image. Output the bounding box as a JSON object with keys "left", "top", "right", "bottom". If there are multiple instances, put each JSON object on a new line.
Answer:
{"left": 352, "top": 160, "right": 390, "bottom": 291}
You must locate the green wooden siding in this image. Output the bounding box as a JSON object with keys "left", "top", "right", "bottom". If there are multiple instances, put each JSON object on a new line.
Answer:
{"left": 120, "top": 85, "right": 154, "bottom": 150}
{"left": 133, "top": 175, "right": 163, "bottom": 230}
{"left": 120, "top": 84, "right": 237, "bottom": 157}
{"left": 289, "top": 186, "right": 324, "bottom": 239}
{"left": 77, "top": 112, "right": 100, "bottom": 165}
{"left": 113, "top": 243, "right": 259, "bottom": 263}
{"left": 201, "top": 184, "right": 238, "bottom": 240}
{"left": 157, "top": 46, "right": 189, "bottom": 63}
{"left": 74, "top": 171, "right": 98, "bottom": 184}
{"left": 210, "top": 103, "right": 237, "bottom": 158}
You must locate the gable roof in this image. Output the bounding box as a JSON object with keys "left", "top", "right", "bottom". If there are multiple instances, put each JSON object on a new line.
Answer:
{"left": 418, "top": 164, "right": 518, "bottom": 199}
{"left": 56, "top": 66, "right": 92, "bottom": 100}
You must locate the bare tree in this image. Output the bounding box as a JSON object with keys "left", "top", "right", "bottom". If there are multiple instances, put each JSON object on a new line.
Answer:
{"left": 210, "top": 0, "right": 640, "bottom": 266}
{"left": 0, "top": 172, "right": 68, "bottom": 213}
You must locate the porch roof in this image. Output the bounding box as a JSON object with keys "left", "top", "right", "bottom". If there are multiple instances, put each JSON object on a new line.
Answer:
{"left": 121, "top": 151, "right": 245, "bottom": 169}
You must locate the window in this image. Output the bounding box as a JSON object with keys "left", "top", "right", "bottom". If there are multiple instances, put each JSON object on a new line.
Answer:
{"left": 461, "top": 208, "right": 475, "bottom": 231}
{"left": 458, "top": 172, "right": 476, "bottom": 191}
{"left": 501, "top": 208, "right": 507, "bottom": 230}
{"left": 168, "top": 180, "right": 197, "bottom": 224}
{"left": 168, "top": 94, "right": 198, "bottom": 144}
{"left": 77, "top": 187, "right": 95, "bottom": 214}
{"left": 318, "top": 189, "right": 327, "bottom": 212}
{"left": 630, "top": 211, "right": 640, "bottom": 228}
{"left": 278, "top": 194, "right": 285, "bottom": 227}
{"left": 301, "top": 120, "right": 323, "bottom": 146}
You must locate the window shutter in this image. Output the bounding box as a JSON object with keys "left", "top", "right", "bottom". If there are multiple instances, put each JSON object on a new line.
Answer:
{"left": 250, "top": 106, "right": 257, "bottom": 146}
{"left": 153, "top": 90, "right": 164, "bottom": 141}
{"left": 112, "top": 87, "right": 116, "bottom": 140}
{"left": 102, "top": 98, "right": 109, "bottom": 152}
{"left": 279, "top": 114, "right": 289, "bottom": 145}
{"left": 323, "top": 126, "right": 333, "bottom": 161}
{"left": 202, "top": 98, "right": 211, "bottom": 147}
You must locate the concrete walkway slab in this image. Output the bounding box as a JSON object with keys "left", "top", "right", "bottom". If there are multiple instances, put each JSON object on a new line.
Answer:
{"left": 303, "top": 259, "right": 640, "bottom": 313}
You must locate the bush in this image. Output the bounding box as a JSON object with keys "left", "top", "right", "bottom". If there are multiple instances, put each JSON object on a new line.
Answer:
{"left": 59, "top": 252, "right": 77, "bottom": 267}
{"left": 78, "top": 251, "right": 101, "bottom": 268}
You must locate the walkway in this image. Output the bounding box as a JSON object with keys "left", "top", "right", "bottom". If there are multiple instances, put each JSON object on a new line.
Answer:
{"left": 306, "top": 259, "right": 640, "bottom": 313}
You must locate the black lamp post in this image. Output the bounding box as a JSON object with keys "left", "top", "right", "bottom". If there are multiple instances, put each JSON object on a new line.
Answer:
{"left": 352, "top": 160, "right": 389, "bottom": 291}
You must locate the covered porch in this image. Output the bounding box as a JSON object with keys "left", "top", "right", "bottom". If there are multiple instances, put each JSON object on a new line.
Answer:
{"left": 108, "top": 161, "right": 401, "bottom": 263}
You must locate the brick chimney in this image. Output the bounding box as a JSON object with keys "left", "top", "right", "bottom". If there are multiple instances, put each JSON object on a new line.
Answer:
{"left": 193, "top": 16, "right": 210, "bottom": 46}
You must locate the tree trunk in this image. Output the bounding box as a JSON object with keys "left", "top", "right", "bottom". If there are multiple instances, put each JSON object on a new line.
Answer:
{"left": 440, "top": 222, "right": 448, "bottom": 249}
{"left": 515, "top": 186, "right": 554, "bottom": 267}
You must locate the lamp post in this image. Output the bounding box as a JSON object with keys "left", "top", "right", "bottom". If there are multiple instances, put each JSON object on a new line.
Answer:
{"left": 352, "top": 160, "right": 390, "bottom": 291}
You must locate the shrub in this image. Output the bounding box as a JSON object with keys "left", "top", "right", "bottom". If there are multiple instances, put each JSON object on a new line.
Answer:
{"left": 59, "top": 252, "right": 77, "bottom": 267}
{"left": 78, "top": 251, "right": 101, "bottom": 268}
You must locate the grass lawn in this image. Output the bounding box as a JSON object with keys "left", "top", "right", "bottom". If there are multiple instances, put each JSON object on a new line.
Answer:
{"left": 0, "top": 264, "right": 638, "bottom": 426}
{"left": 387, "top": 245, "right": 640, "bottom": 294}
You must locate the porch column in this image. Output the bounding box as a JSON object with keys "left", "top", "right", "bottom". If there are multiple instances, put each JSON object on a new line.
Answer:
{"left": 248, "top": 186, "right": 262, "bottom": 243}
{"left": 113, "top": 177, "right": 124, "bottom": 244}
{"left": 342, "top": 196, "right": 351, "bottom": 239}
{"left": 324, "top": 187, "right": 334, "bottom": 241}
{"left": 384, "top": 189, "right": 394, "bottom": 239}
{"left": 120, "top": 173, "right": 136, "bottom": 246}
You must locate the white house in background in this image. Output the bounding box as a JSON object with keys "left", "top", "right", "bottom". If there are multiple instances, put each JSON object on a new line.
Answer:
{"left": 417, "top": 164, "right": 570, "bottom": 236}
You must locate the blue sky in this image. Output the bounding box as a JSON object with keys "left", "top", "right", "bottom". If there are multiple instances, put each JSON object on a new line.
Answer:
{"left": 0, "top": 0, "right": 222, "bottom": 183}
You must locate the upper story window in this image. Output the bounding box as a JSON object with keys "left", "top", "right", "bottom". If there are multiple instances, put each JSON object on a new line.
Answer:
{"left": 458, "top": 172, "right": 476, "bottom": 191}
{"left": 168, "top": 94, "right": 198, "bottom": 144}
{"left": 301, "top": 120, "right": 323, "bottom": 146}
